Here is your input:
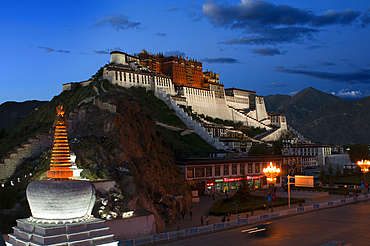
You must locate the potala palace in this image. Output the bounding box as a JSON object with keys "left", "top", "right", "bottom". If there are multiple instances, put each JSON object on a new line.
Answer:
{"left": 64, "top": 50, "right": 288, "bottom": 143}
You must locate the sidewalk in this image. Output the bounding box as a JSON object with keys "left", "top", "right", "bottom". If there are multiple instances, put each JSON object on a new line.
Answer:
{"left": 163, "top": 190, "right": 343, "bottom": 232}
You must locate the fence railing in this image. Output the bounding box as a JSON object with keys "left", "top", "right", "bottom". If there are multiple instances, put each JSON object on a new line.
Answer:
{"left": 119, "top": 194, "right": 369, "bottom": 246}
{"left": 276, "top": 190, "right": 329, "bottom": 200}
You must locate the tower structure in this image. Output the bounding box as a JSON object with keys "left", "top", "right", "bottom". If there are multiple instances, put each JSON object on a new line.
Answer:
{"left": 47, "top": 103, "right": 73, "bottom": 179}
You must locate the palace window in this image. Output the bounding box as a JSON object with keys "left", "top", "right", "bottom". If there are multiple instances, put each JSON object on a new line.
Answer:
{"left": 215, "top": 166, "right": 220, "bottom": 176}
{"left": 195, "top": 167, "right": 205, "bottom": 178}
{"left": 223, "top": 165, "right": 229, "bottom": 175}
{"left": 124, "top": 73, "right": 126, "bottom": 82}
{"left": 255, "top": 163, "right": 260, "bottom": 173}
{"left": 119, "top": 72, "right": 122, "bottom": 81}
{"left": 232, "top": 164, "right": 237, "bottom": 175}
{"left": 248, "top": 164, "right": 253, "bottom": 173}
{"left": 206, "top": 167, "right": 212, "bottom": 177}
{"left": 187, "top": 168, "right": 194, "bottom": 178}
{"left": 115, "top": 71, "right": 118, "bottom": 80}
{"left": 240, "top": 164, "right": 245, "bottom": 175}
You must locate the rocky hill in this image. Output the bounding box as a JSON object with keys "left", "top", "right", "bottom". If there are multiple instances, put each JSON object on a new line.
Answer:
{"left": 0, "top": 79, "right": 218, "bottom": 233}
{"left": 265, "top": 87, "right": 370, "bottom": 145}
{"left": 0, "top": 100, "right": 47, "bottom": 129}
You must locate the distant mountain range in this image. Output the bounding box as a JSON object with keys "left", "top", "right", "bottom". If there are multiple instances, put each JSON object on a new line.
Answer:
{"left": 265, "top": 87, "right": 370, "bottom": 145}
{"left": 0, "top": 100, "right": 47, "bottom": 129}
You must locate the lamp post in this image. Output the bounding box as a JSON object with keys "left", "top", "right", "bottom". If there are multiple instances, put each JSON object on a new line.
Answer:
{"left": 357, "top": 160, "right": 370, "bottom": 194}
{"left": 263, "top": 162, "right": 281, "bottom": 213}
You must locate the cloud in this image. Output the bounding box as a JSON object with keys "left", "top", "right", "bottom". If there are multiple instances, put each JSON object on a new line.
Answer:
{"left": 94, "top": 50, "right": 109, "bottom": 55}
{"left": 334, "top": 89, "right": 363, "bottom": 99}
{"left": 252, "top": 47, "right": 283, "bottom": 56}
{"left": 225, "top": 27, "right": 318, "bottom": 45}
{"left": 276, "top": 66, "right": 370, "bottom": 84}
{"left": 306, "top": 45, "right": 323, "bottom": 50}
{"left": 202, "top": 1, "right": 364, "bottom": 45}
{"left": 34, "top": 46, "right": 70, "bottom": 53}
{"left": 94, "top": 47, "right": 123, "bottom": 55}
{"left": 202, "top": 57, "right": 240, "bottom": 64}
{"left": 289, "top": 91, "right": 299, "bottom": 96}
{"left": 360, "top": 8, "right": 370, "bottom": 27}
{"left": 154, "top": 33, "right": 166, "bottom": 37}
{"left": 167, "top": 7, "right": 178, "bottom": 12}
{"left": 266, "top": 82, "right": 287, "bottom": 87}
{"left": 312, "top": 9, "right": 361, "bottom": 27}
{"left": 318, "top": 61, "right": 335, "bottom": 66}
{"left": 164, "top": 51, "right": 186, "bottom": 57}
{"left": 92, "top": 14, "right": 141, "bottom": 31}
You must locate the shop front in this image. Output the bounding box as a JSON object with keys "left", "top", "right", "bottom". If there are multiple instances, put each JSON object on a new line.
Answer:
{"left": 206, "top": 175, "right": 265, "bottom": 194}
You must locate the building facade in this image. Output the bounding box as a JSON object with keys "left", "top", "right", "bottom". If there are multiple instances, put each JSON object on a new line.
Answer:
{"left": 177, "top": 156, "right": 302, "bottom": 195}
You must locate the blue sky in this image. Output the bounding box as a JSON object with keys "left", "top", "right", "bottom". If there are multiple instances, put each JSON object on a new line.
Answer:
{"left": 1, "top": 0, "right": 370, "bottom": 104}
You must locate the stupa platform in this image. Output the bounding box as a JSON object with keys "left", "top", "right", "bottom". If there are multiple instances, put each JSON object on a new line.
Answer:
{"left": 7, "top": 217, "right": 117, "bottom": 246}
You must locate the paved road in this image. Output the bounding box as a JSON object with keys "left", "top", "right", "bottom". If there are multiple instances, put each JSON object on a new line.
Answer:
{"left": 161, "top": 201, "right": 370, "bottom": 246}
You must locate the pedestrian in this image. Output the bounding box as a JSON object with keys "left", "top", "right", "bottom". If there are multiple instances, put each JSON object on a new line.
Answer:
{"left": 344, "top": 192, "right": 347, "bottom": 198}
{"left": 212, "top": 193, "right": 215, "bottom": 200}
{"left": 190, "top": 210, "right": 193, "bottom": 220}
{"left": 181, "top": 209, "right": 185, "bottom": 219}
{"left": 222, "top": 215, "right": 226, "bottom": 223}
{"left": 206, "top": 215, "right": 209, "bottom": 225}
{"left": 246, "top": 214, "right": 249, "bottom": 219}
{"left": 201, "top": 215, "right": 203, "bottom": 226}
{"left": 251, "top": 207, "right": 254, "bottom": 216}
{"left": 225, "top": 190, "right": 228, "bottom": 198}
{"left": 237, "top": 215, "right": 240, "bottom": 220}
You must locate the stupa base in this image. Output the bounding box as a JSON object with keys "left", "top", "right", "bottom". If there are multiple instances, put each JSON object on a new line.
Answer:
{"left": 7, "top": 217, "right": 117, "bottom": 246}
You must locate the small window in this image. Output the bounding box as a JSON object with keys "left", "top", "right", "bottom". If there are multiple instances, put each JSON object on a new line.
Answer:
{"left": 187, "top": 168, "right": 194, "bottom": 178}
{"left": 215, "top": 166, "right": 220, "bottom": 176}
{"left": 206, "top": 167, "right": 212, "bottom": 177}
{"left": 223, "top": 165, "right": 229, "bottom": 175}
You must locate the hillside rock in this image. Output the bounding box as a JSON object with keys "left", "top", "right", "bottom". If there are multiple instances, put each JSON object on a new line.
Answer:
{"left": 69, "top": 90, "right": 192, "bottom": 232}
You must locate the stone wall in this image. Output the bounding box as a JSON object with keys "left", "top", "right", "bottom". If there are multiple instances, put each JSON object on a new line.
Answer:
{"left": 157, "top": 90, "right": 226, "bottom": 150}
{"left": 105, "top": 214, "right": 155, "bottom": 240}
{"left": 93, "top": 98, "right": 117, "bottom": 114}
{"left": 0, "top": 109, "right": 87, "bottom": 182}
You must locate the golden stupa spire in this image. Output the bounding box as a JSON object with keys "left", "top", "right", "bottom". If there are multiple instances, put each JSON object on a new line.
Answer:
{"left": 47, "top": 103, "right": 73, "bottom": 179}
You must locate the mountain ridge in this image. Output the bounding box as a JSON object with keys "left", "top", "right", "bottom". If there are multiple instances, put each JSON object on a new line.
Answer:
{"left": 265, "top": 87, "right": 370, "bottom": 145}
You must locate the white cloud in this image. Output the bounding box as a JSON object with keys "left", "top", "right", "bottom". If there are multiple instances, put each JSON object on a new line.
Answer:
{"left": 289, "top": 91, "right": 299, "bottom": 96}
{"left": 336, "top": 89, "right": 362, "bottom": 98}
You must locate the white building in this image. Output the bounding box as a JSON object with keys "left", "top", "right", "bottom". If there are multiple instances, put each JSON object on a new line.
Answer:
{"left": 286, "top": 144, "right": 332, "bottom": 168}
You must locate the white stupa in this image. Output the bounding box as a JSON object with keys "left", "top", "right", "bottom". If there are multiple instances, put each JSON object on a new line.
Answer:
{"left": 7, "top": 104, "right": 117, "bottom": 246}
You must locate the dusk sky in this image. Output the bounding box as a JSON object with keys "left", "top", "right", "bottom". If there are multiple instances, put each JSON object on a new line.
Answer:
{"left": 1, "top": 0, "right": 370, "bottom": 104}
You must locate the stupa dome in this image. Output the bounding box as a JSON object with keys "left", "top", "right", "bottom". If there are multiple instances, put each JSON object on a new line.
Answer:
{"left": 27, "top": 180, "right": 95, "bottom": 222}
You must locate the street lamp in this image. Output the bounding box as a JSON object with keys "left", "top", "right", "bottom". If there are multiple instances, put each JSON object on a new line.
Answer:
{"left": 357, "top": 160, "right": 370, "bottom": 194}
{"left": 263, "top": 162, "right": 281, "bottom": 212}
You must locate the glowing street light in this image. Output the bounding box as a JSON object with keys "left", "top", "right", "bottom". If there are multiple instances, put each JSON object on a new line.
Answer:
{"left": 357, "top": 160, "right": 370, "bottom": 194}
{"left": 263, "top": 162, "right": 281, "bottom": 212}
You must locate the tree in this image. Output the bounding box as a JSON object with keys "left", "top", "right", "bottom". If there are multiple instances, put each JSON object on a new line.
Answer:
{"left": 235, "top": 178, "right": 251, "bottom": 203}
{"left": 272, "top": 140, "right": 283, "bottom": 155}
{"left": 248, "top": 143, "right": 273, "bottom": 156}
{"left": 348, "top": 143, "right": 369, "bottom": 163}
{"left": 335, "top": 165, "right": 342, "bottom": 178}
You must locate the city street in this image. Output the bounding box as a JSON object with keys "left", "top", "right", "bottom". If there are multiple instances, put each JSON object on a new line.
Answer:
{"left": 161, "top": 201, "right": 370, "bottom": 246}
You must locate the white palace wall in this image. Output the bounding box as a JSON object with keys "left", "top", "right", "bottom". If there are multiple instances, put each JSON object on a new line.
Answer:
{"left": 103, "top": 67, "right": 175, "bottom": 96}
